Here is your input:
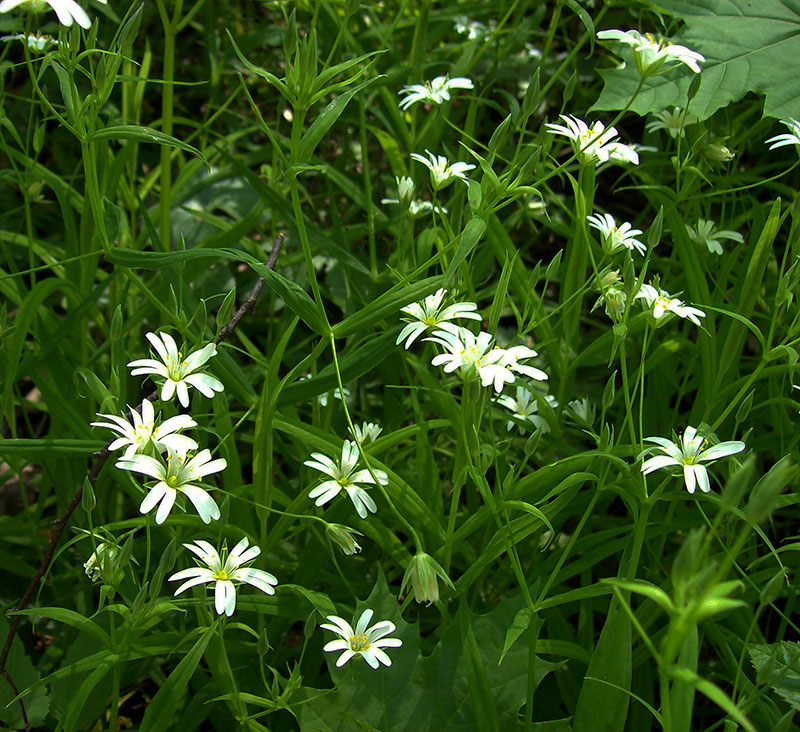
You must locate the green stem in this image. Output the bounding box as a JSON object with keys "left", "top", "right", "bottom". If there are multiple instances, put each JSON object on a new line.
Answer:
{"left": 156, "top": 0, "right": 183, "bottom": 252}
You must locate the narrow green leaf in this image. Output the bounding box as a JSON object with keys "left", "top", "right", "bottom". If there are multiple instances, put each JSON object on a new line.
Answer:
{"left": 459, "top": 602, "right": 500, "bottom": 732}
{"left": 445, "top": 217, "right": 487, "bottom": 283}
{"left": 139, "top": 626, "right": 215, "bottom": 732}
{"left": 87, "top": 125, "right": 203, "bottom": 159}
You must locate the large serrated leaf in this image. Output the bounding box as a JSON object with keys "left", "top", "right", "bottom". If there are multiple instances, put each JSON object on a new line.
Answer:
{"left": 592, "top": 0, "right": 800, "bottom": 121}
{"left": 748, "top": 641, "right": 800, "bottom": 711}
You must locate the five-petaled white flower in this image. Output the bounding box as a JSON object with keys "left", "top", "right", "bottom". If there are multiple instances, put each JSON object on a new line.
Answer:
{"left": 411, "top": 150, "right": 476, "bottom": 190}
{"left": 0, "top": 0, "right": 105, "bottom": 29}
{"left": 496, "top": 387, "right": 556, "bottom": 433}
{"left": 128, "top": 332, "right": 224, "bottom": 408}
{"left": 116, "top": 447, "right": 225, "bottom": 525}
{"left": 686, "top": 219, "right": 744, "bottom": 255}
{"left": 304, "top": 441, "right": 388, "bottom": 519}
{"left": 545, "top": 115, "right": 639, "bottom": 167}
{"left": 766, "top": 119, "right": 800, "bottom": 151}
{"left": 635, "top": 284, "right": 705, "bottom": 326}
{"left": 321, "top": 609, "right": 402, "bottom": 669}
{"left": 597, "top": 29, "right": 704, "bottom": 76}
{"left": 91, "top": 399, "right": 198, "bottom": 459}
{"left": 645, "top": 107, "right": 697, "bottom": 138}
{"left": 169, "top": 538, "right": 278, "bottom": 617}
{"left": 398, "top": 76, "right": 473, "bottom": 110}
{"left": 587, "top": 213, "right": 646, "bottom": 256}
{"left": 396, "top": 288, "right": 481, "bottom": 349}
{"left": 639, "top": 425, "right": 745, "bottom": 494}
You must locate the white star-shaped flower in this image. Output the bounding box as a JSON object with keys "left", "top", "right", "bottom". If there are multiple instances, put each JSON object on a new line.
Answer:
{"left": 587, "top": 213, "right": 646, "bottom": 256}
{"left": 410, "top": 150, "right": 476, "bottom": 190}
{"left": 398, "top": 76, "right": 473, "bottom": 110}
{"left": 685, "top": 219, "right": 744, "bottom": 255}
{"left": 321, "top": 609, "right": 402, "bottom": 669}
{"left": 639, "top": 426, "right": 745, "bottom": 494}
{"left": 128, "top": 332, "right": 224, "bottom": 408}
{"left": 545, "top": 114, "right": 639, "bottom": 167}
{"left": 116, "top": 447, "right": 225, "bottom": 524}
{"left": 169, "top": 538, "right": 278, "bottom": 617}
{"left": 91, "top": 399, "right": 198, "bottom": 459}
{"left": 645, "top": 107, "right": 697, "bottom": 138}
{"left": 597, "top": 29, "right": 704, "bottom": 76}
{"left": 304, "top": 441, "right": 388, "bottom": 519}
{"left": 349, "top": 422, "right": 383, "bottom": 444}
{"left": 496, "top": 387, "right": 556, "bottom": 433}
{"left": 396, "top": 288, "right": 481, "bottom": 349}
{"left": 635, "top": 284, "right": 705, "bottom": 326}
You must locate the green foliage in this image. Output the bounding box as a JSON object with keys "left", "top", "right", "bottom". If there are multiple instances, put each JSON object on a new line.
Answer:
{"left": 593, "top": 0, "right": 800, "bottom": 120}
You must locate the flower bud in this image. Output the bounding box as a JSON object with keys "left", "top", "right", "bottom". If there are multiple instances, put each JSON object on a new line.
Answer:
{"left": 326, "top": 523, "right": 363, "bottom": 556}
{"left": 401, "top": 552, "right": 453, "bottom": 605}
{"left": 396, "top": 176, "right": 415, "bottom": 209}
{"left": 704, "top": 143, "right": 735, "bottom": 163}
{"left": 84, "top": 542, "right": 122, "bottom": 585}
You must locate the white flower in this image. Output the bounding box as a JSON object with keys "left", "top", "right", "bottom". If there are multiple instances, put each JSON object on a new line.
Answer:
{"left": 645, "top": 107, "right": 697, "bottom": 138}
{"left": 396, "top": 288, "right": 481, "bottom": 349}
{"left": 398, "top": 76, "right": 474, "bottom": 110}
{"left": 411, "top": 150, "right": 476, "bottom": 190}
{"left": 1, "top": 33, "right": 57, "bottom": 51}
{"left": 635, "top": 284, "right": 705, "bottom": 326}
{"left": 116, "top": 447, "right": 225, "bottom": 525}
{"left": 566, "top": 397, "right": 595, "bottom": 427}
{"left": 545, "top": 114, "right": 639, "bottom": 167}
{"left": 83, "top": 542, "right": 119, "bottom": 584}
{"left": 639, "top": 426, "right": 745, "bottom": 494}
{"left": 453, "top": 15, "right": 493, "bottom": 41}
{"left": 685, "top": 219, "right": 744, "bottom": 255}
{"left": 496, "top": 387, "right": 555, "bottom": 433}
{"left": 169, "top": 538, "right": 278, "bottom": 617}
{"left": 304, "top": 441, "right": 388, "bottom": 519}
{"left": 350, "top": 422, "right": 382, "bottom": 444}
{"left": 766, "top": 119, "right": 800, "bottom": 151}
{"left": 0, "top": 0, "right": 104, "bottom": 29}
{"left": 91, "top": 399, "right": 198, "bottom": 459}
{"left": 597, "top": 29, "right": 704, "bottom": 76}
{"left": 587, "top": 213, "right": 646, "bottom": 256}
{"left": 321, "top": 609, "right": 402, "bottom": 669}
{"left": 128, "top": 332, "right": 224, "bottom": 408}
{"left": 496, "top": 345, "right": 549, "bottom": 383}
{"left": 380, "top": 198, "right": 447, "bottom": 217}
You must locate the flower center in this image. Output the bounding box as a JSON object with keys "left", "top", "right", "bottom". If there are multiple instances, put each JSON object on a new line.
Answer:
{"left": 212, "top": 569, "right": 231, "bottom": 581}
{"left": 349, "top": 633, "right": 371, "bottom": 652}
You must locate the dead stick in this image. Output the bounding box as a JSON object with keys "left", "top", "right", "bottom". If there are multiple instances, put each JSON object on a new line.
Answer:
{"left": 0, "top": 233, "right": 284, "bottom": 730}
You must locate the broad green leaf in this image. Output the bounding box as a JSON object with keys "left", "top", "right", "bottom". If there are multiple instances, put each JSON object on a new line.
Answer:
{"left": 748, "top": 641, "right": 800, "bottom": 712}
{"left": 592, "top": 0, "right": 800, "bottom": 120}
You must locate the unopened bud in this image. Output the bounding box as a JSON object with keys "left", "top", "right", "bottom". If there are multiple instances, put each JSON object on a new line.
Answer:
{"left": 401, "top": 552, "right": 453, "bottom": 605}
{"left": 326, "top": 523, "right": 363, "bottom": 556}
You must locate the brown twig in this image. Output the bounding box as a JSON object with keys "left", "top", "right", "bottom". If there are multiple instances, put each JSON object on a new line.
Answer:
{"left": 0, "top": 233, "right": 284, "bottom": 730}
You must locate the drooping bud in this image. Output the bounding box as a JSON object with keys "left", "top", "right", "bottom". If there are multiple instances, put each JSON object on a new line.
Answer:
{"left": 401, "top": 552, "right": 454, "bottom": 605}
